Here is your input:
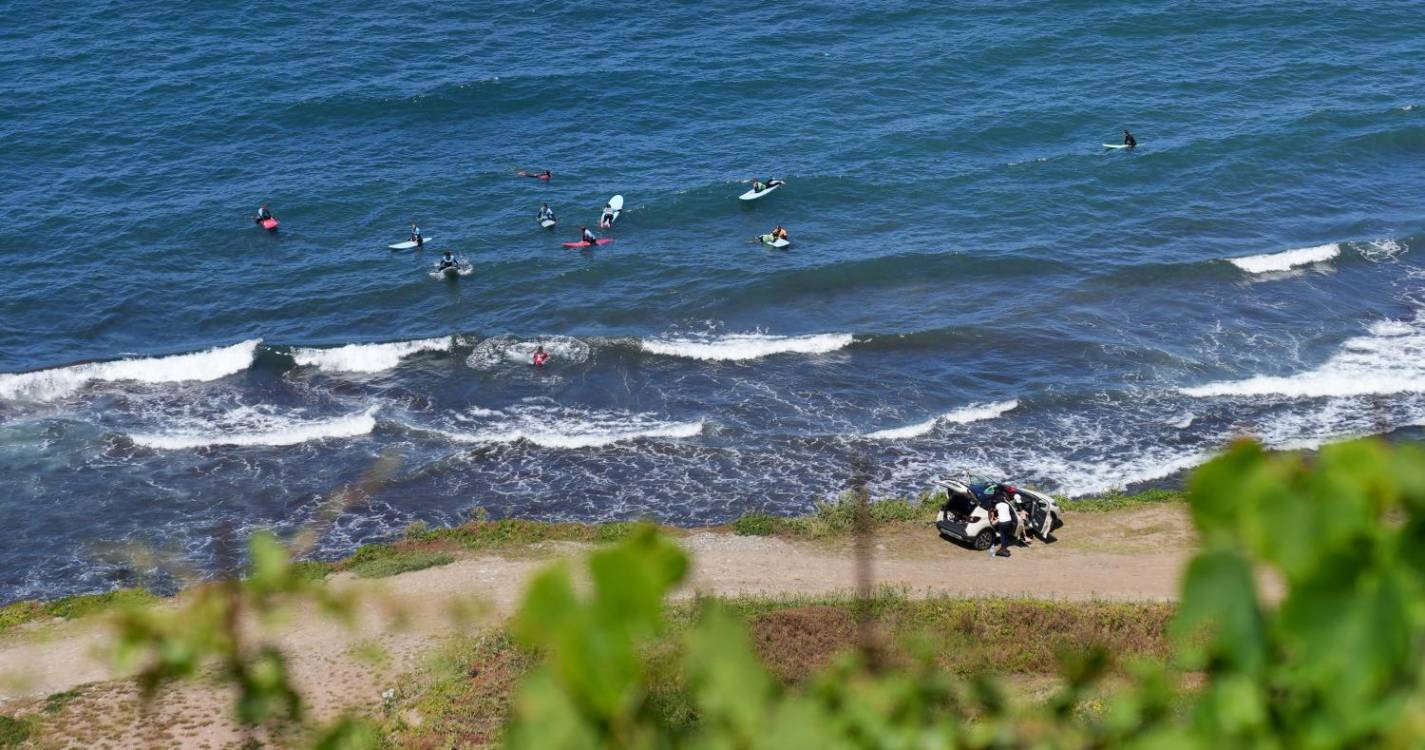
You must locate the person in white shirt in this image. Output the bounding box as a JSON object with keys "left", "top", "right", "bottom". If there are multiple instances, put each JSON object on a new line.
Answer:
{"left": 989, "top": 486, "right": 1017, "bottom": 558}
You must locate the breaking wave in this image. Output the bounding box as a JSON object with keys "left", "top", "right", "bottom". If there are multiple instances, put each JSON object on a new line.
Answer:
{"left": 1180, "top": 313, "right": 1425, "bottom": 399}
{"left": 1228, "top": 243, "right": 1339, "bottom": 274}
{"left": 640, "top": 332, "right": 854, "bottom": 361}
{"left": 291, "top": 336, "right": 452, "bottom": 373}
{"left": 0, "top": 340, "right": 261, "bottom": 402}
{"left": 863, "top": 400, "right": 1019, "bottom": 440}
{"left": 130, "top": 406, "right": 378, "bottom": 450}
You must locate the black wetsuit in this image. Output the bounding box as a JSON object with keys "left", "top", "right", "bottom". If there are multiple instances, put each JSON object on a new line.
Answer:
{"left": 1124, "top": 132, "right": 1137, "bottom": 148}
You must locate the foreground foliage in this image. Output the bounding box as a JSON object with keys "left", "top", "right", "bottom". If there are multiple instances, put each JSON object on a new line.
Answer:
{"left": 501, "top": 438, "right": 1425, "bottom": 748}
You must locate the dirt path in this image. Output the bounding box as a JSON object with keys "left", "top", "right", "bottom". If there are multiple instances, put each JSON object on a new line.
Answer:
{"left": 0, "top": 506, "right": 1191, "bottom": 748}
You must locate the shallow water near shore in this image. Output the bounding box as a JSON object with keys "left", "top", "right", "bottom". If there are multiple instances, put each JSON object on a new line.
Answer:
{"left": 2, "top": 1, "right": 1424, "bottom": 603}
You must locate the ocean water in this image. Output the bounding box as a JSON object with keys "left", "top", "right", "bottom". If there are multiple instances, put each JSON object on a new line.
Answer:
{"left": 2, "top": 1, "right": 1424, "bottom": 603}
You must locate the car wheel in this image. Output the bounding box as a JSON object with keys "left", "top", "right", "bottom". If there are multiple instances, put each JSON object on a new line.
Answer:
{"left": 973, "top": 528, "right": 995, "bottom": 550}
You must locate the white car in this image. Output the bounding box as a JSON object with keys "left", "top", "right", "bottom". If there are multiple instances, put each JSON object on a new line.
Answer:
{"left": 933, "top": 475, "right": 1063, "bottom": 550}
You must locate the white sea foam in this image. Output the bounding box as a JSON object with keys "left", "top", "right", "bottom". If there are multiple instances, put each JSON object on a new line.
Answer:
{"left": 1228, "top": 243, "right": 1339, "bottom": 274}
{"left": 864, "top": 400, "right": 1019, "bottom": 439}
{"left": 1046, "top": 448, "right": 1217, "bottom": 498}
{"left": 291, "top": 336, "right": 452, "bottom": 373}
{"left": 432, "top": 406, "right": 703, "bottom": 449}
{"left": 0, "top": 340, "right": 261, "bottom": 402}
{"left": 1357, "top": 238, "right": 1407, "bottom": 262}
{"left": 452, "top": 420, "right": 705, "bottom": 449}
{"left": 640, "top": 333, "right": 854, "bottom": 361}
{"left": 1181, "top": 314, "right": 1425, "bottom": 399}
{"left": 131, "top": 406, "right": 378, "bottom": 450}
{"left": 466, "top": 336, "right": 592, "bottom": 370}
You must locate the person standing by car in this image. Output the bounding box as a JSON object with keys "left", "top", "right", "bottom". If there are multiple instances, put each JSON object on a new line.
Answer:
{"left": 990, "top": 488, "right": 1016, "bottom": 558}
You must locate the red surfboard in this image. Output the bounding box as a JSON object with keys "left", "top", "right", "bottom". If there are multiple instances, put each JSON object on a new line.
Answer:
{"left": 260, "top": 218, "right": 279, "bottom": 231}
{"left": 561, "top": 238, "right": 613, "bottom": 248}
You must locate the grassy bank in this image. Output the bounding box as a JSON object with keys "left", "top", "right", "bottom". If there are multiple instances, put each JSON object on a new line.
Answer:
{"left": 384, "top": 592, "right": 1177, "bottom": 747}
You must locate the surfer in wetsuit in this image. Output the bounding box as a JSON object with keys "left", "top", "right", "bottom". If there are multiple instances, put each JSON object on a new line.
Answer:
{"left": 437, "top": 250, "right": 457, "bottom": 271}
{"left": 538, "top": 203, "right": 555, "bottom": 223}
{"left": 751, "top": 178, "right": 767, "bottom": 193}
{"left": 599, "top": 203, "right": 616, "bottom": 229}
{"left": 410, "top": 221, "right": 423, "bottom": 248}
{"left": 580, "top": 226, "right": 598, "bottom": 245}
{"left": 1123, "top": 129, "right": 1137, "bottom": 148}
{"left": 518, "top": 169, "right": 552, "bottom": 181}
{"left": 255, "top": 203, "right": 274, "bottom": 224}
{"left": 532, "top": 345, "right": 549, "bottom": 368}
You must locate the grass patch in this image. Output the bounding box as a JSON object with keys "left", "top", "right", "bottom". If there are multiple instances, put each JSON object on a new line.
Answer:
{"left": 348, "top": 551, "right": 456, "bottom": 579}
{"left": 382, "top": 632, "right": 534, "bottom": 749}
{"left": 0, "top": 715, "right": 35, "bottom": 748}
{"left": 0, "top": 588, "right": 158, "bottom": 634}
{"left": 383, "top": 592, "right": 1176, "bottom": 747}
{"left": 408, "top": 517, "right": 644, "bottom": 551}
{"left": 732, "top": 491, "right": 944, "bottom": 538}
{"left": 42, "top": 689, "right": 81, "bottom": 715}
{"left": 1067, "top": 488, "right": 1187, "bottom": 513}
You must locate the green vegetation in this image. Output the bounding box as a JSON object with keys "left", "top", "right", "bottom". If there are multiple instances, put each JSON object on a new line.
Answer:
{"left": 383, "top": 593, "right": 1176, "bottom": 746}
{"left": 730, "top": 491, "right": 939, "bottom": 538}
{"left": 348, "top": 550, "right": 454, "bottom": 579}
{"left": 1068, "top": 487, "right": 1187, "bottom": 512}
{"left": 42, "top": 689, "right": 81, "bottom": 715}
{"left": 0, "top": 715, "right": 35, "bottom": 748}
{"left": 0, "top": 588, "right": 157, "bottom": 634}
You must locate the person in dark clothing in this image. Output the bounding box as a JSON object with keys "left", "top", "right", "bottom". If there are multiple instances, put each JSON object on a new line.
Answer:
{"left": 1123, "top": 129, "right": 1137, "bottom": 148}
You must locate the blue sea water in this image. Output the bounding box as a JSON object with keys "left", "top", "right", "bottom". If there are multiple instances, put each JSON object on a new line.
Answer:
{"left": 2, "top": 1, "right": 1424, "bottom": 603}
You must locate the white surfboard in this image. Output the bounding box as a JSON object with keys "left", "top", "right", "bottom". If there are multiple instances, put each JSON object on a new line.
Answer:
{"left": 389, "top": 236, "right": 433, "bottom": 250}
{"left": 758, "top": 234, "right": 790, "bottom": 249}
{"left": 600, "top": 195, "right": 623, "bottom": 228}
{"left": 739, "top": 180, "right": 785, "bottom": 201}
{"left": 539, "top": 218, "right": 557, "bottom": 229}
{"left": 1102, "top": 143, "right": 1131, "bottom": 149}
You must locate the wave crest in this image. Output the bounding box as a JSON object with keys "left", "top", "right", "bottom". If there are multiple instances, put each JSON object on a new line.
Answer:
{"left": 291, "top": 336, "right": 452, "bottom": 373}
{"left": 130, "top": 406, "right": 378, "bottom": 450}
{"left": 426, "top": 406, "right": 703, "bottom": 449}
{"left": 864, "top": 400, "right": 1019, "bottom": 440}
{"left": 1181, "top": 314, "right": 1425, "bottom": 399}
{"left": 641, "top": 332, "right": 854, "bottom": 361}
{"left": 0, "top": 340, "right": 261, "bottom": 402}
{"left": 1228, "top": 243, "right": 1339, "bottom": 274}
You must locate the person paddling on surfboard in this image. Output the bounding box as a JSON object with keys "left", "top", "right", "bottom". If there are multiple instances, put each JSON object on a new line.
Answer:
{"left": 532, "top": 345, "right": 550, "bottom": 368}
{"left": 538, "top": 203, "right": 555, "bottom": 222}
{"left": 751, "top": 177, "right": 767, "bottom": 193}
{"left": 580, "top": 226, "right": 598, "bottom": 246}
{"left": 518, "top": 169, "right": 552, "bottom": 181}
{"left": 771, "top": 225, "right": 788, "bottom": 241}
{"left": 410, "top": 221, "right": 424, "bottom": 248}
{"left": 255, "top": 203, "right": 274, "bottom": 224}
{"left": 1123, "top": 129, "right": 1137, "bottom": 149}
{"left": 599, "top": 203, "right": 616, "bottom": 230}
{"left": 437, "top": 250, "right": 457, "bottom": 271}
